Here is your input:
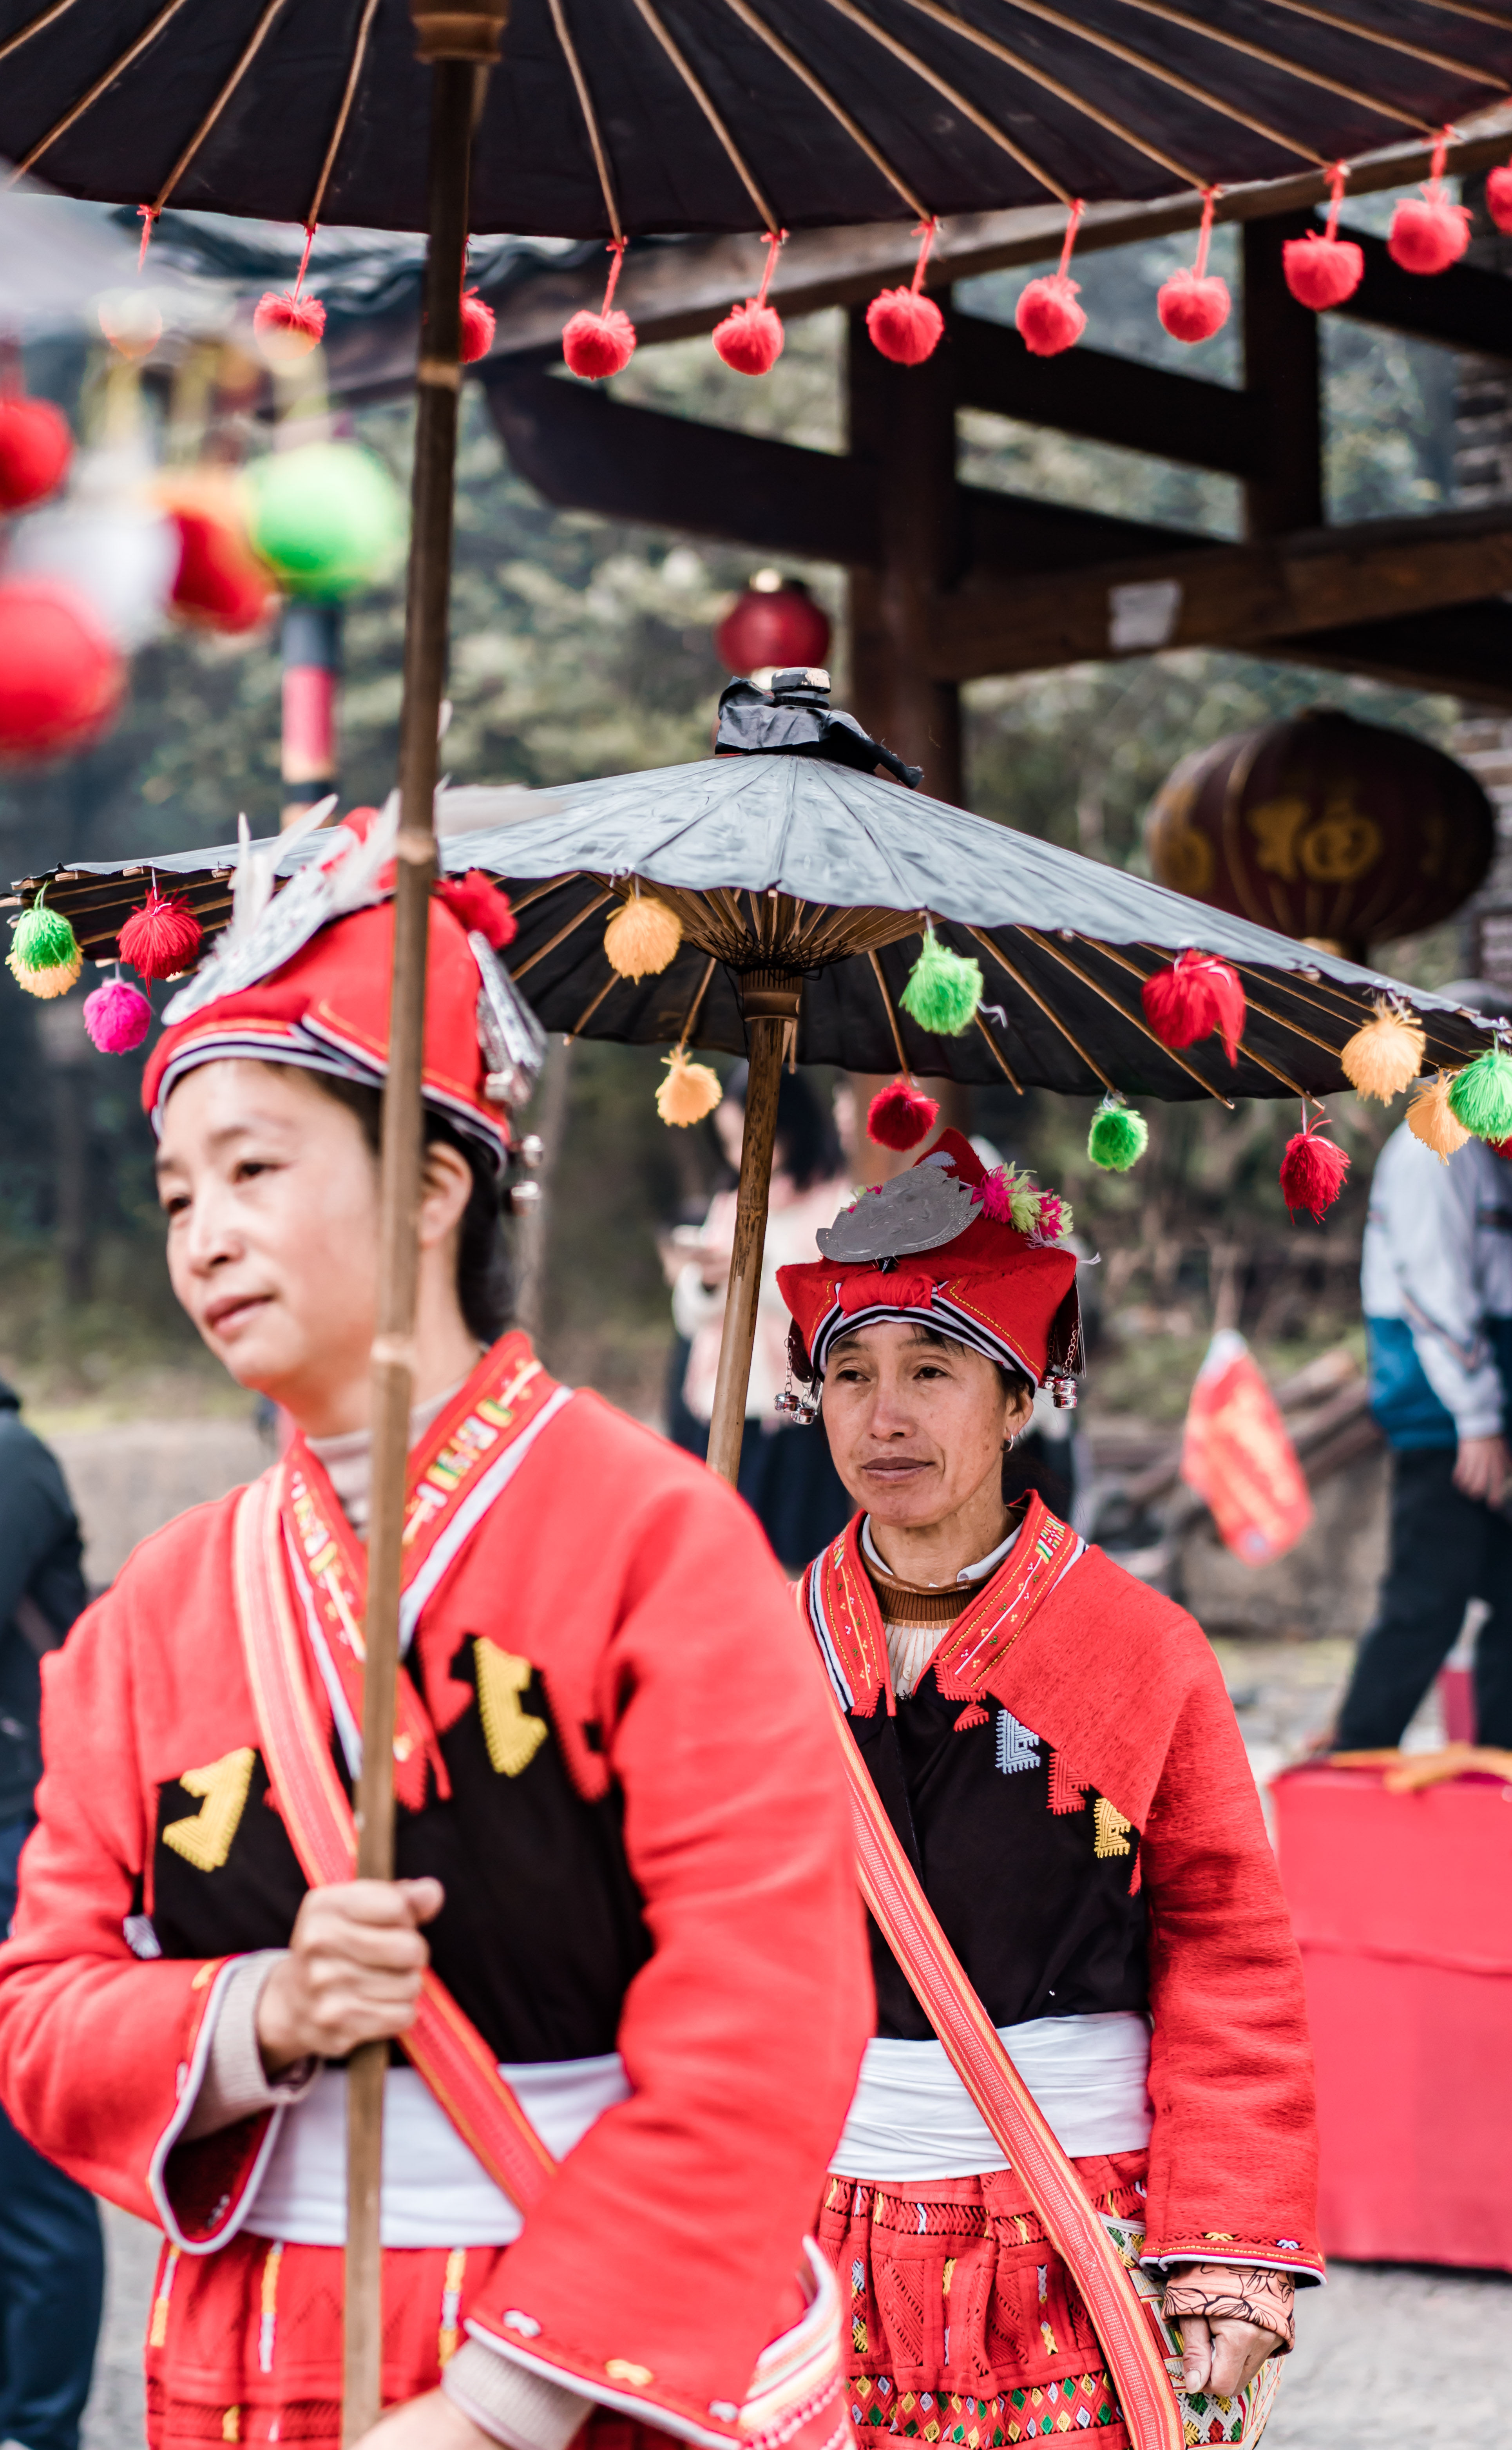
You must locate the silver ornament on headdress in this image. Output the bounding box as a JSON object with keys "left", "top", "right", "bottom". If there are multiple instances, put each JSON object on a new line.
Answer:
{"left": 817, "top": 1151, "right": 978, "bottom": 1262}
{"left": 162, "top": 795, "right": 388, "bottom": 1023}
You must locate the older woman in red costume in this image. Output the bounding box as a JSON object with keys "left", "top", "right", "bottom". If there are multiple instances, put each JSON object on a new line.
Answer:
{"left": 777, "top": 1133, "right": 1321, "bottom": 2450}
{"left": 0, "top": 812, "right": 871, "bottom": 2450}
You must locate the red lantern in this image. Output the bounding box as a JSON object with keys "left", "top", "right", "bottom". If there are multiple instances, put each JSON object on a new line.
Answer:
{"left": 168, "top": 503, "right": 277, "bottom": 633}
{"left": 0, "top": 581, "right": 124, "bottom": 761}
{"left": 714, "top": 573, "right": 831, "bottom": 677}
{"left": 1145, "top": 708, "right": 1494, "bottom": 961}
{"left": 0, "top": 394, "right": 71, "bottom": 513}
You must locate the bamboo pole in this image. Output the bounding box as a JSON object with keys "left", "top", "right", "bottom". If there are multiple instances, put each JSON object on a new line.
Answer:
{"left": 344, "top": 9, "right": 503, "bottom": 2440}
{"left": 705, "top": 974, "right": 800, "bottom": 1487}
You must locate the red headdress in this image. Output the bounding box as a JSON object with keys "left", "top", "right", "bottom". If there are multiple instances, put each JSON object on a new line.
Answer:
{"left": 777, "top": 1130, "right": 1083, "bottom": 1404}
{"left": 141, "top": 806, "right": 542, "bottom": 1168}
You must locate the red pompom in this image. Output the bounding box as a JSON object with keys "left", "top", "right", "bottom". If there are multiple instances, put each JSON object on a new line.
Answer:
{"left": 1488, "top": 165, "right": 1512, "bottom": 234}
{"left": 866, "top": 286, "right": 944, "bottom": 366}
{"left": 1282, "top": 231, "right": 1364, "bottom": 311}
{"left": 0, "top": 395, "right": 71, "bottom": 512}
{"left": 83, "top": 976, "right": 151, "bottom": 1054}
{"left": 252, "top": 291, "right": 326, "bottom": 361}
{"left": 562, "top": 307, "right": 636, "bottom": 380}
{"left": 0, "top": 582, "right": 123, "bottom": 760}
{"left": 460, "top": 288, "right": 495, "bottom": 364}
{"left": 1157, "top": 270, "right": 1230, "bottom": 344}
{"left": 1387, "top": 194, "right": 1470, "bottom": 276}
{"left": 118, "top": 889, "right": 203, "bottom": 980}
{"left": 713, "top": 300, "right": 784, "bottom": 377}
{"left": 1016, "top": 273, "right": 1085, "bottom": 357}
{"left": 437, "top": 869, "right": 516, "bottom": 950}
{"left": 1280, "top": 1121, "right": 1350, "bottom": 1221}
{"left": 866, "top": 1078, "right": 939, "bottom": 1152}
{"left": 1141, "top": 949, "right": 1246, "bottom": 1063}
{"left": 168, "top": 506, "right": 275, "bottom": 634}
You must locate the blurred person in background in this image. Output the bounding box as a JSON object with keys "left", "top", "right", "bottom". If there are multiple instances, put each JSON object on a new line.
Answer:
{"left": 1336, "top": 985, "right": 1512, "bottom": 1749}
{"left": 667, "top": 1065, "right": 853, "bottom": 1571}
{"left": 0, "top": 1380, "right": 102, "bottom": 2450}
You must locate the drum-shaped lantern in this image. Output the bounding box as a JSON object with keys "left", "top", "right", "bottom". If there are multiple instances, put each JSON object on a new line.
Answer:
{"left": 1145, "top": 708, "right": 1494, "bottom": 959}
{"left": 714, "top": 570, "right": 831, "bottom": 678}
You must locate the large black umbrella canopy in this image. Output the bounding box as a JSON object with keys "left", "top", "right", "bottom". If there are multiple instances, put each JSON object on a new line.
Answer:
{"left": 2, "top": 0, "right": 1509, "bottom": 236}
{"left": 16, "top": 756, "right": 1498, "bottom": 1101}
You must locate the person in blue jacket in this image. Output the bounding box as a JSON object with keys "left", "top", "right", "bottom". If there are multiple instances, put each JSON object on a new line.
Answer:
{"left": 1336, "top": 1034, "right": 1512, "bottom": 1749}
{"left": 0, "top": 1378, "right": 102, "bottom": 2450}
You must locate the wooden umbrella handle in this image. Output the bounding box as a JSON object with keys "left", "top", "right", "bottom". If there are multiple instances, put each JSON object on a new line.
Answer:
{"left": 706, "top": 977, "right": 802, "bottom": 1487}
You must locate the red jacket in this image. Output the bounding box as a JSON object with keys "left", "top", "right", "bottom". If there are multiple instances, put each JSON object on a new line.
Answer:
{"left": 0, "top": 1386, "right": 873, "bottom": 2437}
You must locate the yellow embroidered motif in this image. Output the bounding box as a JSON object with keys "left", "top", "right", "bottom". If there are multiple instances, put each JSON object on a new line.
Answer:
{"left": 942, "top": 2256, "right": 956, "bottom": 2297}
{"left": 474, "top": 1642, "right": 549, "bottom": 1778}
{"left": 605, "top": 2360, "right": 654, "bottom": 2387}
{"left": 1093, "top": 1798, "right": 1133, "bottom": 1859}
{"left": 163, "top": 1749, "right": 257, "bottom": 1874}
{"left": 439, "top": 2246, "right": 467, "bottom": 2366}
{"left": 257, "top": 2241, "right": 282, "bottom": 2376}
{"left": 222, "top": 2410, "right": 240, "bottom": 2443}
{"left": 853, "top": 2318, "right": 868, "bottom": 2353}
{"left": 149, "top": 2247, "right": 179, "bottom": 2347}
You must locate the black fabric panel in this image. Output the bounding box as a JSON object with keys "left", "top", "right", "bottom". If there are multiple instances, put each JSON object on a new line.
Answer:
{"left": 856, "top": 1678, "right": 1148, "bottom": 2039}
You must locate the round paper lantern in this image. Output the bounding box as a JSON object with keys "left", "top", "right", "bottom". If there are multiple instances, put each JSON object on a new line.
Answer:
{"left": 714, "top": 572, "right": 831, "bottom": 677}
{"left": 0, "top": 582, "right": 125, "bottom": 761}
{"left": 167, "top": 499, "right": 277, "bottom": 633}
{"left": 1145, "top": 708, "right": 1494, "bottom": 961}
{"left": 0, "top": 395, "right": 72, "bottom": 512}
{"left": 242, "top": 442, "right": 406, "bottom": 600}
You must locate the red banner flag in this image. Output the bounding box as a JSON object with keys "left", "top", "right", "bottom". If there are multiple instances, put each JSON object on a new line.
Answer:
{"left": 1180, "top": 1330, "right": 1313, "bottom": 1565}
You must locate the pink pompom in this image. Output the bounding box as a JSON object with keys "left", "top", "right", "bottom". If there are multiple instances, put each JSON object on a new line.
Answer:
{"left": 118, "top": 889, "right": 203, "bottom": 981}
{"left": 713, "top": 299, "right": 784, "bottom": 376}
{"left": 1280, "top": 1121, "right": 1350, "bottom": 1220}
{"left": 1388, "top": 193, "right": 1470, "bottom": 275}
{"left": 252, "top": 291, "right": 326, "bottom": 360}
{"left": 1282, "top": 231, "right": 1364, "bottom": 311}
{"left": 1016, "top": 274, "right": 1085, "bottom": 357}
{"left": 1157, "top": 269, "right": 1230, "bottom": 344}
{"left": 563, "top": 307, "right": 635, "bottom": 380}
{"left": 437, "top": 869, "right": 516, "bottom": 950}
{"left": 1034, "top": 1190, "right": 1070, "bottom": 1243}
{"left": 866, "top": 286, "right": 944, "bottom": 366}
{"left": 83, "top": 976, "right": 151, "bottom": 1054}
{"left": 1142, "top": 949, "right": 1246, "bottom": 1063}
{"left": 1488, "top": 164, "right": 1512, "bottom": 234}
{"left": 972, "top": 1166, "right": 1013, "bottom": 1224}
{"left": 460, "top": 288, "right": 496, "bottom": 364}
{"left": 866, "top": 1078, "right": 939, "bottom": 1152}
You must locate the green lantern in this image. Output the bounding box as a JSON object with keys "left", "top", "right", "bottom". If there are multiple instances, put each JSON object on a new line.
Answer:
{"left": 243, "top": 443, "right": 406, "bottom": 600}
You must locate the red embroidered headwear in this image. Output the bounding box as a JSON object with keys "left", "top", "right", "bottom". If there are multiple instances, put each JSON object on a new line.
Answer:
{"left": 141, "top": 804, "right": 543, "bottom": 1168}
{"left": 777, "top": 1129, "right": 1083, "bottom": 1403}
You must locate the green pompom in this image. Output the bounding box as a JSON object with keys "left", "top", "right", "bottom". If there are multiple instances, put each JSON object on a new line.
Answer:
{"left": 243, "top": 442, "right": 406, "bottom": 600}
{"left": 1088, "top": 1096, "right": 1149, "bottom": 1172}
{"left": 1447, "top": 1046, "right": 1512, "bottom": 1141}
{"left": 10, "top": 901, "right": 79, "bottom": 973}
{"left": 900, "top": 930, "right": 982, "bottom": 1037}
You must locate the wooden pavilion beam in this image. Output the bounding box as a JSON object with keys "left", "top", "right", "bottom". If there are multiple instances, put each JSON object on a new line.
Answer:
{"left": 952, "top": 313, "right": 1262, "bottom": 478}
{"left": 1270, "top": 601, "right": 1512, "bottom": 713}
{"left": 1241, "top": 213, "right": 1322, "bottom": 538}
{"left": 1331, "top": 228, "right": 1512, "bottom": 365}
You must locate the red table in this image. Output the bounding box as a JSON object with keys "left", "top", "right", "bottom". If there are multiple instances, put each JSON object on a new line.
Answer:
{"left": 1271, "top": 1762, "right": 1512, "bottom": 2269}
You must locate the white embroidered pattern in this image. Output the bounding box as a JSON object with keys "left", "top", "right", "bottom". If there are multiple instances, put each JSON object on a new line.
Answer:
{"left": 994, "top": 1709, "right": 1041, "bottom": 1776}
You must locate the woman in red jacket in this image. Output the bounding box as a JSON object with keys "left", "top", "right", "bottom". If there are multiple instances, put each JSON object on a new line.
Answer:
{"left": 0, "top": 814, "right": 872, "bottom": 2450}
{"left": 777, "top": 1132, "right": 1322, "bottom": 2450}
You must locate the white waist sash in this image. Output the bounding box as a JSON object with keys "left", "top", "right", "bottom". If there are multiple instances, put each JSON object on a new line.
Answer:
{"left": 829, "top": 2011, "right": 1152, "bottom": 2180}
{"left": 245, "top": 2052, "right": 629, "bottom": 2247}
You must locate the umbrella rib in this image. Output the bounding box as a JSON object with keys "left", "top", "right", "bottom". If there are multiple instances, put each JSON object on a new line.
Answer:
{"left": 964, "top": 925, "right": 1117, "bottom": 1092}
{"left": 503, "top": 873, "right": 583, "bottom": 916}
{"left": 712, "top": 0, "right": 929, "bottom": 219}
{"left": 1251, "top": 0, "right": 1511, "bottom": 79}
{"left": 626, "top": 0, "right": 779, "bottom": 230}
{"left": 6, "top": 0, "right": 198, "bottom": 182}
{"left": 547, "top": 0, "right": 624, "bottom": 241}
{"left": 1220, "top": 954, "right": 1474, "bottom": 1065}
{"left": 0, "top": 0, "right": 80, "bottom": 72}
{"left": 1097, "top": 0, "right": 1435, "bottom": 130}
{"left": 677, "top": 954, "right": 719, "bottom": 1044}
{"left": 511, "top": 887, "right": 614, "bottom": 980}
{"left": 1052, "top": 930, "right": 1308, "bottom": 1098}
{"left": 305, "top": 0, "right": 384, "bottom": 232}
{"left": 894, "top": 0, "right": 1205, "bottom": 187}
{"left": 1418, "top": 0, "right": 1512, "bottom": 29}
{"left": 816, "top": 0, "right": 1073, "bottom": 204}
{"left": 150, "top": 0, "right": 299, "bottom": 216}
{"left": 869, "top": 949, "right": 912, "bottom": 1075}
{"left": 570, "top": 971, "right": 621, "bottom": 1034}
{"left": 1019, "top": 927, "right": 1236, "bottom": 1104}
{"left": 974, "top": 1009, "right": 1023, "bottom": 1092}
{"left": 1102, "top": 937, "right": 1344, "bottom": 1067}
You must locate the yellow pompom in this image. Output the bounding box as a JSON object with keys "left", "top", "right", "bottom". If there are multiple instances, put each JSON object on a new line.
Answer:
{"left": 656, "top": 1047, "right": 723, "bottom": 1128}
{"left": 1341, "top": 1000, "right": 1426, "bottom": 1103}
{"left": 1407, "top": 1071, "right": 1472, "bottom": 1164}
{"left": 605, "top": 891, "right": 682, "bottom": 981}
{"left": 6, "top": 943, "right": 82, "bottom": 998}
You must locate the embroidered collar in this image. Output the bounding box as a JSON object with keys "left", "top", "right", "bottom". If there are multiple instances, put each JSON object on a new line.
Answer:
{"left": 860, "top": 1512, "right": 1023, "bottom": 1589}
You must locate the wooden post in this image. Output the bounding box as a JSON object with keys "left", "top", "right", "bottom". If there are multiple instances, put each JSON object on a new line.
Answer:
{"left": 845, "top": 299, "right": 964, "bottom": 805}
{"left": 1242, "top": 214, "right": 1323, "bottom": 539}
{"left": 343, "top": 7, "right": 504, "bottom": 2440}
{"left": 705, "top": 974, "right": 799, "bottom": 1487}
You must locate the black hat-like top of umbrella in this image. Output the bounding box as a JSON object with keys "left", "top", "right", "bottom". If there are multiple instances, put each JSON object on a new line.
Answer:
{"left": 0, "top": 0, "right": 1507, "bottom": 238}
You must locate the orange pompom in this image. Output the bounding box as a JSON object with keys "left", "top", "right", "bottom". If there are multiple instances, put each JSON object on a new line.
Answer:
{"left": 656, "top": 1048, "right": 723, "bottom": 1126}
{"left": 1407, "top": 1072, "right": 1472, "bottom": 1163}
